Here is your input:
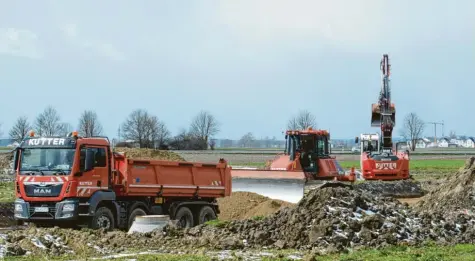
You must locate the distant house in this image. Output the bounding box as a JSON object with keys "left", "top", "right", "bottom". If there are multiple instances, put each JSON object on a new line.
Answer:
{"left": 437, "top": 137, "right": 450, "bottom": 148}
{"left": 407, "top": 138, "right": 430, "bottom": 149}
{"left": 463, "top": 137, "right": 475, "bottom": 148}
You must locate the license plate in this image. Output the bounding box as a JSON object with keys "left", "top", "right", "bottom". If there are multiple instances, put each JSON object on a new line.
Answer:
{"left": 34, "top": 207, "right": 49, "bottom": 213}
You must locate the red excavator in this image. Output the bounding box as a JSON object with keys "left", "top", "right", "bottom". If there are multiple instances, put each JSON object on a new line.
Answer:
{"left": 355, "top": 54, "right": 410, "bottom": 180}
{"left": 231, "top": 128, "right": 356, "bottom": 203}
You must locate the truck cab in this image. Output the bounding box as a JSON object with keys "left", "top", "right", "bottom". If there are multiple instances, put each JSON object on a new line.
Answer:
{"left": 13, "top": 131, "right": 230, "bottom": 230}
{"left": 13, "top": 132, "right": 114, "bottom": 227}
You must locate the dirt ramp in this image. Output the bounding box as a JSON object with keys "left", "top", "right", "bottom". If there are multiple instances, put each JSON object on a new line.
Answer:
{"left": 217, "top": 192, "right": 294, "bottom": 220}
{"left": 415, "top": 157, "right": 475, "bottom": 214}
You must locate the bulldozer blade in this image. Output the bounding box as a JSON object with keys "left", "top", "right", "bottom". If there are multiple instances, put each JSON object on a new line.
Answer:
{"left": 231, "top": 169, "right": 306, "bottom": 203}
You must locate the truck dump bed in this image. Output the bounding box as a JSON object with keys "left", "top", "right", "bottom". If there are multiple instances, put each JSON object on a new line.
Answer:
{"left": 112, "top": 153, "right": 231, "bottom": 198}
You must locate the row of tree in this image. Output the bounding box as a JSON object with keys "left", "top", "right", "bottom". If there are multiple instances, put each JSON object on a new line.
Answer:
{"left": 0, "top": 106, "right": 426, "bottom": 151}
{"left": 1, "top": 106, "right": 221, "bottom": 150}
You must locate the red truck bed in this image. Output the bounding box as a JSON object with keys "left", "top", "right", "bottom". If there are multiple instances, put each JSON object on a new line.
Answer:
{"left": 112, "top": 153, "right": 231, "bottom": 198}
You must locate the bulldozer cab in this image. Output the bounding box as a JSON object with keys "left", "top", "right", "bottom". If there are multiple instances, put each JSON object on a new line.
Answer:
{"left": 285, "top": 129, "right": 330, "bottom": 173}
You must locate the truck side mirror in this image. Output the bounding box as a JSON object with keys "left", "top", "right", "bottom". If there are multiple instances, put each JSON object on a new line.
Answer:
{"left": 84, "top": 149, "right": 95, "bottom": 172}
{"left": 13, "top": 148, "right": 20, "bottom": 171}
{"left": 355, "top": 137, "right": 359, "bottom": 144}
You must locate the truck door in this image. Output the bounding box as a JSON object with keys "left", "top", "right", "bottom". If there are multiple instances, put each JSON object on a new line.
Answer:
{"left": 77, "top": 146, "right": 109, "bottom": 197}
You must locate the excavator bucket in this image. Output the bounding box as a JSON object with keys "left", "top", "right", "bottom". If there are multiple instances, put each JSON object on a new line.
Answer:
{"left": 231, "top": 168, "right": 306, "bottom": 203}
{"left": 371, "top": 103, "right": 396, "bottom": 127}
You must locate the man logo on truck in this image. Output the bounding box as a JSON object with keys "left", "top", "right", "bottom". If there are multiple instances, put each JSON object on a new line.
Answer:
{"left": 34, "top": 188, "right": 52, "bottom": 194}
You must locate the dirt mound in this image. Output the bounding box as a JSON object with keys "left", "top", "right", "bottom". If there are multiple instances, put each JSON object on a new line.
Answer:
{"left": 0, "top": 153, "right": 13, "bottom": 169}
{"left": 0, "top": 202, "right": 14, "bottom": 227}
{"left": 164, "top": 186, "right": 475, "bottom": 252}
{"left": 112, "top": 148, "right": 184, "bottom": 161}
{"left": 5, "top": 187, "right": 475, "bottom": 256}
{"left": 217, "top": 192, "right": 294, "bottom": 220}
{"left": 353, "top": 180, "right": 424, "bottom": 198}
{"left": 414, "top": 157, "right": 475, "bottom": 214}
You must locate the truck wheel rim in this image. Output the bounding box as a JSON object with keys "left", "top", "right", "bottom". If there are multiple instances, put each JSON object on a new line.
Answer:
{"left": 179, "top": 216, "right": 189, "bottom": 228}
{"left": 97, "top": 216, "right": 111, "bottom": 229}
{"left": 202, "top": 214, "right": 212, "bottom": 222}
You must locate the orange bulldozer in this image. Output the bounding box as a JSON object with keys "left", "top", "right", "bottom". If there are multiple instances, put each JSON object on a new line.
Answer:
{"left": 231, "top": 128, "right": 356, "bottom": 203}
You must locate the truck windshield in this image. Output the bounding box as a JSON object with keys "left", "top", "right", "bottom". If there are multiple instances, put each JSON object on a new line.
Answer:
{"left": 20, "top": 148, "right": 75, "bottom": 175}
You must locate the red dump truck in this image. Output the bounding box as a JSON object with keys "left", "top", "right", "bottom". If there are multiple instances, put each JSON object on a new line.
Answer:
{"left": 13, "top": 131, "right": 231, "bottom": 230}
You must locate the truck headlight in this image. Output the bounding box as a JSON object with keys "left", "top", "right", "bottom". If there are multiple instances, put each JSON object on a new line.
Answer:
{"left": 63, "top": 203, "right": 75, "bottom": 212}
{"left": 15, "top": 204, "right": 23, "bottom": 212}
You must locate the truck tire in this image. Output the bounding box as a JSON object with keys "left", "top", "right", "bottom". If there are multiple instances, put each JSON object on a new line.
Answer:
{"left": 128, "top": 208, "right": 147, "bottom": 229}
{"left": 175, "top": 206, "right": 194, "bottom": 228}
{"left": 197, "top": 206, "right": 217, "bottom": 225}
{"left": 90, "top": 207, "right": 115, "bottom": 231}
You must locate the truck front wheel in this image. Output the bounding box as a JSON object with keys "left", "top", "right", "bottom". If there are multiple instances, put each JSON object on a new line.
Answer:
{"left": 175, "top": 206, "right": 193, "bottom": 228}
{"left": 90, "top": 207, "right": 115, "bottom": 231}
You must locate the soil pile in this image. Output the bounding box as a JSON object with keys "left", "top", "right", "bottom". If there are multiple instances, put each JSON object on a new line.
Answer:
{"left": 353, "top": 180, "right": 424, "bottom": 198}
{"left": 414, "top": 157, "right": 475, "bottom": 215}
{"left": 4, "top": 187, "right": 475, "bottom": 256}
{"left": 0, "top": 152, "right": 13, "bottom": 169}
{"left": 0, "top": 152, "right": 14, "bottom": 177}
{"left": 113, "top": 148, "right": 185, "bottom": 161}
{"left": 0, "top": 203, "right": 14, "bottom": 227}
{"left": 167, "top": 186, "right": 475, "bottom": 252}
{"left": 217, "top": 192, "right": 294, "bottom": 220}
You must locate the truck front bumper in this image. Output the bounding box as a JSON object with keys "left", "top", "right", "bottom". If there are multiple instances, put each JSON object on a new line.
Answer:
{"left": 14, "top": 198, "right": 79, "bottom": 221}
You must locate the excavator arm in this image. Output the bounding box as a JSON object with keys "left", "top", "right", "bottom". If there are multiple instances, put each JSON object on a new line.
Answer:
{"left": 371, "top": 54, "right": 396, "bottom": 152}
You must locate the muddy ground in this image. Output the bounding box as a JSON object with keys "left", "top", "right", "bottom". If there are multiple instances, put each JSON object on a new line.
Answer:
{"left": 0, "top": 151, "right": 472, "bottom": 259}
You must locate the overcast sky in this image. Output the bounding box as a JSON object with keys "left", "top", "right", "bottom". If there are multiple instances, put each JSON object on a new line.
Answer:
{"left": 0, "top": 0, "right": 474, "bottom": 140}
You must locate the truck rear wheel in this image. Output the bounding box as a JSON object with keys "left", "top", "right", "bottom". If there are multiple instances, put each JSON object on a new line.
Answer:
{"left": 175, "top": 206, "right": 193, "bottom": 228}
{"left": 198, "top": 206, "right": 217, "bottom": 225}
{"left": 90, "top": 207, "right": 115, "bottom": 231}
{"left": 128, "top": 208, "right": 147, "bottom": 229}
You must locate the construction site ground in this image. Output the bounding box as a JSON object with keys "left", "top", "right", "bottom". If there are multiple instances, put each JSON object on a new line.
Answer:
{"left": 1, "top": 148, "right": 475, "bottom": 260}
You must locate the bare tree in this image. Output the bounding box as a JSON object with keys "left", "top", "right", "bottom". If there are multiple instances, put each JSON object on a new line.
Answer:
{"left": 78, "top": 110, "right": 103, "bottom": 137}
{"left": 60, "top": 123, "right": 73, "bottom": 136}
{"left": 189, "top": 111, "right": 220, "bottom": 148}
{"left": 400, "top": 112, "right": 425, "bottom": 151}
{"left": 287, "top": 110, "right": 317, "bottom": 130}
{"left": 9, "top": 116, "right": 32, "bottom": 142}
{"left": 35, "top": 106, "right": 63, "bottom": 136}
{"left": 121, "top": 109, "right": 170, "bottom": 148}
{"left": 239, "top": 132, "right": 255, "bottom": 148}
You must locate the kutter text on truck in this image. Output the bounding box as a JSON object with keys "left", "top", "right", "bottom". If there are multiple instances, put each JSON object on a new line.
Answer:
{"left": 13, "top": 131, "right": 231, "bottom": 230}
